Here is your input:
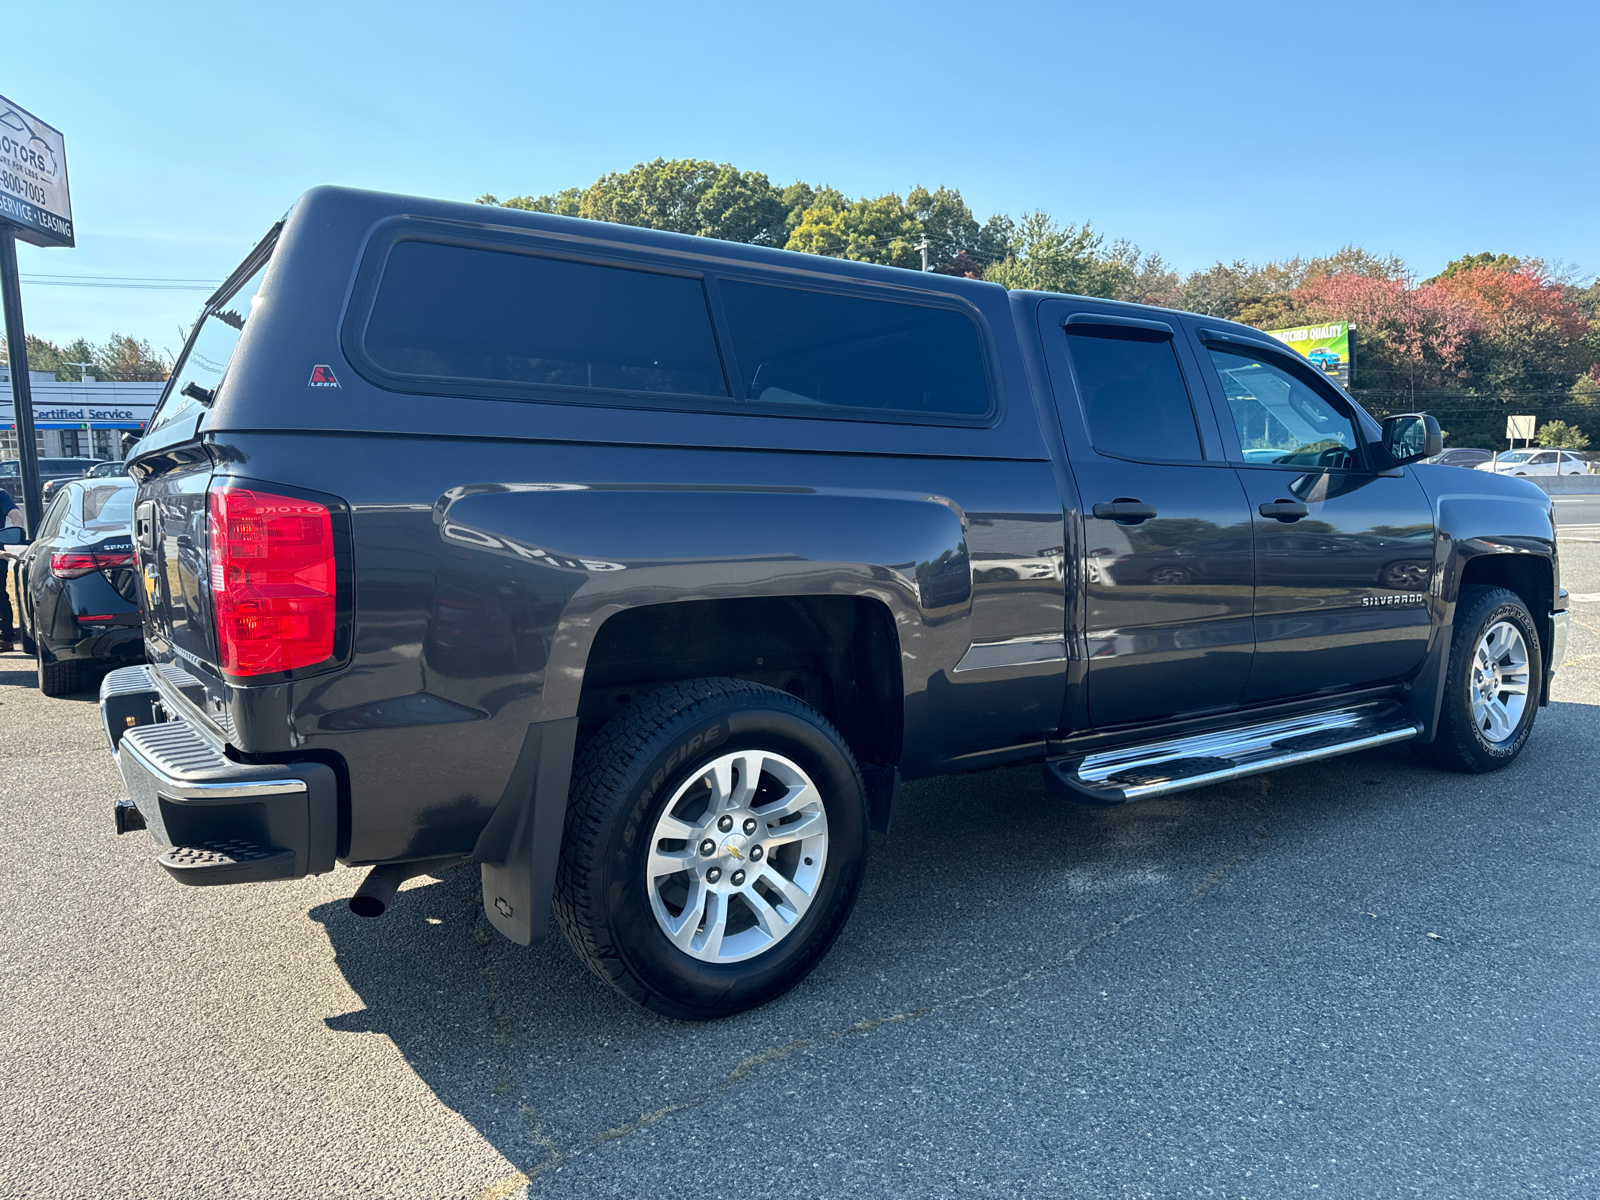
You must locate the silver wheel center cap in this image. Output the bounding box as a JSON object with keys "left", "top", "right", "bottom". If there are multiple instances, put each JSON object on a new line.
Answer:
{"left": 720, "top": 832, "right": 749, "bottom": 862}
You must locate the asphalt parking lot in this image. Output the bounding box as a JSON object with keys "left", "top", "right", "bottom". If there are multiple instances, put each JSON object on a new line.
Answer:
{"left": 2, "top": 540, "right": 1597, "bottom": 1200}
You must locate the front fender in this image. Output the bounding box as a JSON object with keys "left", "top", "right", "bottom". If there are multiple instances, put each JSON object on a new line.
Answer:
{"left": 1417, "top": 466, "right": 1557, "bottom": 612}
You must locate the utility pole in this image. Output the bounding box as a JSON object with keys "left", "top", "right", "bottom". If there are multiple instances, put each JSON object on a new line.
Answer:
{"left": 915, "top": 236, "right": 930, "bottom": 272}
{"left": 0, "top": 225, "right": 44, "bottom": 534}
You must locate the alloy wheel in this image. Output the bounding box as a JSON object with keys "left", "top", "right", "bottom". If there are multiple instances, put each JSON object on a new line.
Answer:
{"left": 644, "top": 749, "right": 829, "bottom": 964}
{"left": 1471, "top": 619, "right": 1530, "bottom": 744}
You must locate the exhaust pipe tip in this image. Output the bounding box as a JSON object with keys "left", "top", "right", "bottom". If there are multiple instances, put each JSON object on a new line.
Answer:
{"left": 348, "top": 893, "right": 388, "bottom": 919}
{"left": 349, "top": 856, "right": 466, "bottom": 919}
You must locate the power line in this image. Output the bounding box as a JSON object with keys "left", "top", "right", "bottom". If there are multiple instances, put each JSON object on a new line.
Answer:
{"left": 19, "top": 274, "right": 219, "bottom": 291}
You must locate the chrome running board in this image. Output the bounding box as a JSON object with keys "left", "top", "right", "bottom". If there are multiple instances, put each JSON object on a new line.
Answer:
{"left": 1044, "top": 702, "right": 1421, "bottom": 806}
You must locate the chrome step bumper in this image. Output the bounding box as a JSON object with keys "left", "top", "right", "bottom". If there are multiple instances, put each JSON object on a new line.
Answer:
{"left": 1045, "top": 702, "right": 1421, "bottom": 806}
{"left": 99, "top": 665, "right": 339, "bottom": 885}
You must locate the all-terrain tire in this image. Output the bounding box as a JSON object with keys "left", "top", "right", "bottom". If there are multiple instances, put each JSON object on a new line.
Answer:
{"left": 553, "top": 677, "right": 868, "bottom": 1020}
{"left": 1412, "top": 585, "right": 1542, "bottom": 773}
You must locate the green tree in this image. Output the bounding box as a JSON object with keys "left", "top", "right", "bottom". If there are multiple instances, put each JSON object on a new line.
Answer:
{"left": 1170, "top": 260, "right": 1263, "bottom": 319}
{"left": 479, "top": 188, "right": 582, "bottom": 216}
{"left": 3, "top": 333, "right": 167, "bottom": 380}
{"left": 20, "top": 335, "right": 67, "bottom": 377}
{"left": 5, "top": 335, "right": 102, "bottom": 380}
{"left": 1536, "top": 419, "right": 1590, "bottom": 449}
{"left": 983, "top": 212, "right": 1115, "bottom": 296}
{"left": 482, "top": 159, "right": 792, "bottom": 245}
{"left": 1427, "top": 251, "right": 1521, "bottom": 283}
{"left": 480, "top": 162, "right": 1014, "bottom": 278}
{"left": 778, "top": 182, "right": 846, "bottom": 236}
{"left": 1100, "top": 241, "right": 1180, "bottom": 306}
{"left": 902, "top": 185, "right": 1012, "bottom": 272}
{"left": 785, "top": 193, "right": 922, "bottom": 268}
{"left": 94, "top": 334, "right": 169, "bottom": 381}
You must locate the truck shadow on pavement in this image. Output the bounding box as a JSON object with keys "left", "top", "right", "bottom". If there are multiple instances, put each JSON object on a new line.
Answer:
{"left": 299, "top": 710, "right": 1598, "bottom": 1195}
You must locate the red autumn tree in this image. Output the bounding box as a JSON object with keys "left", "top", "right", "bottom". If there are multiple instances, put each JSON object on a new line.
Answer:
{"left": 1432, "top": 264, "right": 1590, "bottom": 391}
{"left": 1291, "top": 273, "right": 1479, "bottom": 394}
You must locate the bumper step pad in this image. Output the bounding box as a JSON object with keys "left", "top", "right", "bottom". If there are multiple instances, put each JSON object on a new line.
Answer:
{"left": 1046, "top": 701, "right": 1421, "bottom": 806}
{"left": 158, "top": 840, "right": 296, "bottom": 886}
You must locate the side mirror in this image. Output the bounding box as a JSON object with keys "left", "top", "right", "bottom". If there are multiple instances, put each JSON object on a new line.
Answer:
{"left": 1381, "top": 413, "right": 1443, "bottom": 466}
{"left": 0, "top": 526, "right": 25, "bottom": 546}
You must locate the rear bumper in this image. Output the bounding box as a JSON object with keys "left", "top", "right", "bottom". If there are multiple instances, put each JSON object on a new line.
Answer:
{"left": 51, "top": 621, "right": 144, "bottom": 663}
{"left": 100, "top": 665, "right": 337, "bottom": 886}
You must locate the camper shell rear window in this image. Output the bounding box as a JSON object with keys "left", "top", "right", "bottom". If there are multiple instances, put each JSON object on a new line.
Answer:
{"left": 347, "top": 231, "right": 996, "bottom": 426}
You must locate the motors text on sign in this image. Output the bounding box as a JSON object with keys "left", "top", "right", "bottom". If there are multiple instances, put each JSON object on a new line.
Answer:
{"left": 0, "top": 95, "right": 73, "bottom": 248}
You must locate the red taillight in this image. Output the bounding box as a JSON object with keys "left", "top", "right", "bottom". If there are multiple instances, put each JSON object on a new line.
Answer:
{"left": 50, "top": 550, "right": 133, "bottom": 579}
{"left": 207, "top": 486, "right": 336, "bottom": 677}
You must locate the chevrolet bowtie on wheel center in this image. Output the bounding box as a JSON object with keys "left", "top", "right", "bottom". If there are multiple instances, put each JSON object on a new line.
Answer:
{"left": 97, "top": 187, "right": 1570, "bottom": 1018}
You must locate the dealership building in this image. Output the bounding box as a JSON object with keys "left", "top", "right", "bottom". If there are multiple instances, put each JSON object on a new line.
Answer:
{"left": 0, "top": 369, "right": 161, "bottom": 461}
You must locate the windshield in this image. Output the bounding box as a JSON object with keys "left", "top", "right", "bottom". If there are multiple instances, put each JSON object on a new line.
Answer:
{"left": 144, "top": 250, "right": 272, "bottom": 441}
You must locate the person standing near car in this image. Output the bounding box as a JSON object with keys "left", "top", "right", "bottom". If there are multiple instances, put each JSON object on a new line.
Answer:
{"left": 0, "top": 485, "right": 21, "bottom": 653}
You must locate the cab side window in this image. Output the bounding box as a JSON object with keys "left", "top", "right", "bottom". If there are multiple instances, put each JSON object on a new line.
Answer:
{"left": 1063, "top": 324, "right": 1203, "bottom": 462}
{"left": 1207, "top": 347, "right": 1361, "bottom": 469}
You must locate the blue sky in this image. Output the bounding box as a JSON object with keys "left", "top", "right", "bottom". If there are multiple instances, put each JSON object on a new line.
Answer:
{"left": 6, "top": 0, "right": 1597, "bottom": 355}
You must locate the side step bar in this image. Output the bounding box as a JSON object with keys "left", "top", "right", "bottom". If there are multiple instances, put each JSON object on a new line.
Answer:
{"left": 1045, "top": 702, "right": 1421, "bottom": 806}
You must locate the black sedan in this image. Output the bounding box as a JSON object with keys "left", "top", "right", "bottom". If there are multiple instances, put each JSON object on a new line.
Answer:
{"left": 11, "top": 476, "right": 143, "bottom": 695}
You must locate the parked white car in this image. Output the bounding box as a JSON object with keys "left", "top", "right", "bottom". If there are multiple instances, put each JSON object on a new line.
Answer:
{"left": 1476, "top": 449, "right": 1590, "bottom": 476}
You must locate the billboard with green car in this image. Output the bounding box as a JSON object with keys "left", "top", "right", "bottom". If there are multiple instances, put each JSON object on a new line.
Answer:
{"left": 1264, "top": 321, "right": 1354, "bottom": 390}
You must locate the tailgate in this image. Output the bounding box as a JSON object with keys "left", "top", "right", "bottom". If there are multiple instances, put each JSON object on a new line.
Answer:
{"left": 136, "top": 460, "right": 216, "bottom": 673}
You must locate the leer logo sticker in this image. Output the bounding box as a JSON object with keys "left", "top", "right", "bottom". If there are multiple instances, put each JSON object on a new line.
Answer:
{"left": 308, "top": 365, "right": 340, "bottom": 388}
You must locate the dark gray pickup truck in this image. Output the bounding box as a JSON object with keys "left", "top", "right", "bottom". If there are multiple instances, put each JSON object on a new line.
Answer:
{"left": 92, "top": 186, "right": 1570, "bottom": 1018}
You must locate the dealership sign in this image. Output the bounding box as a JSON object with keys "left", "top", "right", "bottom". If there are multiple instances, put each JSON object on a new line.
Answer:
{"left": 1, "top": 400, "right": 153, "bottom": 430}
{"left": 1265, "top": 321, "right": 1355, "bottom": 390}
{"left": 0, "top": 93, "right": 72, "bottom": 248}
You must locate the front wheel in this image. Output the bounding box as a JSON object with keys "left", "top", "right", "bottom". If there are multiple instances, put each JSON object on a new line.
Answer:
{"left": 554, "top": 678, "right": 869, "bottom": 1020}
{"left": 1413, "top": 585, "right": 1542, "bottom": 773}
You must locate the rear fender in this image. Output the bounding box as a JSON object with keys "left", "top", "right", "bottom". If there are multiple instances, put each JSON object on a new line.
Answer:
{"left": 435, "top": 483, "right": 972, "bottom": 743}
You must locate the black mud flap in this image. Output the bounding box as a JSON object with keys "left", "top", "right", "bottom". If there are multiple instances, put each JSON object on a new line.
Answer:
{"left": 474, "top": 717, "right": 579, "bottom": 946}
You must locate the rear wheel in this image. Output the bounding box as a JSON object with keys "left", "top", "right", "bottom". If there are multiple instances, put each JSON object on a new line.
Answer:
{"left": 1413, "top": 585, "right": 1541, "bottom": 773}
{"left": 554, "top": 677, "right": 868, "bottom": 1020}
{"left": 36, "top": 642, "right": 84, "bottom": 697}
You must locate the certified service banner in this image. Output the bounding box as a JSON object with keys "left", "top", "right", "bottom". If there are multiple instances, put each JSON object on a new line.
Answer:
{"left": 1265, "top": 321, "right": 1353, "bottom": 389}
{"left": 0, "top": 94, "right": 73, "bottom": 248}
